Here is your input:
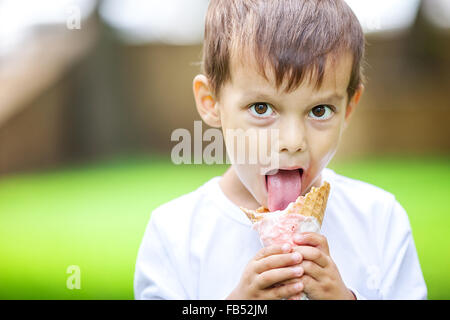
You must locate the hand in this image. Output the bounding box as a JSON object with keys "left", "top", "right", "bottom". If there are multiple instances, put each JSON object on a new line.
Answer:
{"left": 287, "top": 232, "right": 356, "bottom": 300}
{"left": 226, "top": 244, "right": 305, "bottom": 300}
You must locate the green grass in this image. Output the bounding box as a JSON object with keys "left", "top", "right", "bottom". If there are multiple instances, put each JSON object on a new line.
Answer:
{"left": 0, "top": 154, "right": 448, "bottom": 299}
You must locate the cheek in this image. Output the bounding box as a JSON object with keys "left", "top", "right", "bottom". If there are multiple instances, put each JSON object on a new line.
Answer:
{"left": 232, "top": 163, "right": 267, "bottom": 204}
{"left": 307, "top": 124, "right": 342, "bottom": 167}
{"left": 221, "top": 126, "right": 272, "bottom": 206}
{"left": 220, "top": 102, "right": 249, "bottom": 131}
{"left": 233, "top": 163, "right": 257, "bottom": 184}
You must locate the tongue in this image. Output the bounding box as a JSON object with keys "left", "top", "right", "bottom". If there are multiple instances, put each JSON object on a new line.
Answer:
{"left": 267, "top": 169, "right": 302, "bottom": 212}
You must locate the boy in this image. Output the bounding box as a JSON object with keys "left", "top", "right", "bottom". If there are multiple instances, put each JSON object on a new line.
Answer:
{"left": 134, "top": 0, "right": 427, "bottom": 300}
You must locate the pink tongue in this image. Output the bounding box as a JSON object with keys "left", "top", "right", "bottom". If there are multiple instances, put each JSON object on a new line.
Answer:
{"left": 267, "top": 169, "right": 302, "bottom": 211}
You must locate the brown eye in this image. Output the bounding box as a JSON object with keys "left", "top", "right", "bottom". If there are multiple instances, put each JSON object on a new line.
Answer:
{"left": 309, "top": 105, "right": 333, "bottom": 120}
{"left": 312, "top": 106, "right": 325, "bottom": 117}
{"left": 255, "top": 103, "right": 268, "bottom": 114}
{"left": 249, "top": 102, "right": 274, "bottom": 117}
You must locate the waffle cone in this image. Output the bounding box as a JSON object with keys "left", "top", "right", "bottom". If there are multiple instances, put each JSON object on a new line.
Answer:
{"left": 240, "top": 206, "right": 269, "bottom": 223}
{"left": 240, "top": 181, "right": 330, "bottom": 226}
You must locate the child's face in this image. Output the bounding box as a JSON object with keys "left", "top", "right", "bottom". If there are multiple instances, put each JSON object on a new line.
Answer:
{"left": 194, "top": 51, "right": 362, "bottom": 209}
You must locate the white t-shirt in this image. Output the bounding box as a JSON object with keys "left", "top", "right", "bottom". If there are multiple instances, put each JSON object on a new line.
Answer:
{"left": 134, "top": 168, "right": 427, "bottom": 300}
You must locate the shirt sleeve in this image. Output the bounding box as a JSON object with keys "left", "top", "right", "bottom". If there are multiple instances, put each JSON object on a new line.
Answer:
{"left": 378, "top": 199, "right": 427, "bottom": 299}
{"left": 134, "top": 211, "right": 188, "bottom": 300}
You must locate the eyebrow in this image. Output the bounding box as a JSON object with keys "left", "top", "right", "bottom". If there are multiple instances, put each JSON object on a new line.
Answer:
{"left": 238, "top": 91, "right": 276, "bottom": 102}
{"left": 309, "top": 92, "right": 346, "bottom": 105}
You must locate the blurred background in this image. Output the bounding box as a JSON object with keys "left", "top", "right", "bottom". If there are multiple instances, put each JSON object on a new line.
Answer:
{"left": 0, "top": 0, "right": 449, "bottom": 299}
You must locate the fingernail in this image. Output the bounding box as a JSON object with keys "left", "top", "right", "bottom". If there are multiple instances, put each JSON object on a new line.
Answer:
{"left": 294, "top": 282, "right": 303, "bottom": 290}
{"left": 282, "top": 243, "right": 291, "bottom": 252}
{"left": 292, "top": 266, "right": 303, "bottom": 276}
{"left": 294, "top": 234, "right": 303, "bottom": 242}
{"left": 291, "top": 252, "right": 301, "bottom": 262}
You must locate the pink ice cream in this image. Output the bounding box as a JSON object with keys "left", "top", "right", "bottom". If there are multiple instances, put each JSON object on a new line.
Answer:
{"left": 253, "top": 213, "right": 306, "bottom": 246}
{"left": 252, "top": 209, "right": 322, "bottom": 301}
{"left": 252, "top": 200, "right": 322, "bottom": 247}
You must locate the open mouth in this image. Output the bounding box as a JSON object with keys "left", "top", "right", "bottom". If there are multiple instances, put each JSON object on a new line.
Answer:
{"left": 265, "top": 168, "right": 304, "bottom": 211}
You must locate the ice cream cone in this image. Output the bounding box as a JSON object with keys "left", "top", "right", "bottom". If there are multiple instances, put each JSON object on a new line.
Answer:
{"left": 240, "top": 181, "right": 330, "bottom": 226}
{"left": 285, "top": 181, "right": 330, "bottom": 226}
{"left": 241, "top": 181, "right": 330, "bottom": 302}
{"left": 240, "top": 206, "right": 269, "bottom": 223}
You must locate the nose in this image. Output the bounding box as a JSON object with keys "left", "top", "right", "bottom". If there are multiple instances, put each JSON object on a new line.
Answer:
{"left": 278, "top": 117, "right": 307, "bottom": 153}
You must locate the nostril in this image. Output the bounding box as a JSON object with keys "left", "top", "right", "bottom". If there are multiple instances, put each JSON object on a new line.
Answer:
{"left": 280, "top": 146, "right": 303, "bottom": 153}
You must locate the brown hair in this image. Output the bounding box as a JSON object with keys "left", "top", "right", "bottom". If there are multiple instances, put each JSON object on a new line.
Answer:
{"left": 201, "top": 0, "right": 365, "bottom": 101}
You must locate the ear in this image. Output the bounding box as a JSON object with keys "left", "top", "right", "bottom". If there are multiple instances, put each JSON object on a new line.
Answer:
{"left": 192, "top": 74, "right": 221, "bottom": 128}
{"left": 344, "top": 84, "right": 364, "bottom": 130}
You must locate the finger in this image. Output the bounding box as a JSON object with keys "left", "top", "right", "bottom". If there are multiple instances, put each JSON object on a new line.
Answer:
{"left": 300, "top": 260, "right": 323, "bottom": 281}
{"left": 254, "top": 251, "right": 302, "bottom": 274}
{"left": 293, "top": 232, "right": 329, "bottom": 254}
{"left": 257, "top": 265, "right": 304, "bottom": 289}
{"left": 254, "top": 243, "right": 292, "bottom": 261}
{"left": 266, "top": 280, "right": 303, "bottom": 300}
{"left": 275, "top": 276, "right": 303, "bottom": 288}
{"left": 299, "top": 274, "right": 315, "bottom": 294}
{"left": 292, "top": 245, "right": 329, "bottom": 268}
